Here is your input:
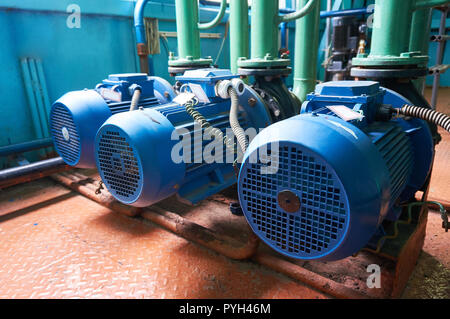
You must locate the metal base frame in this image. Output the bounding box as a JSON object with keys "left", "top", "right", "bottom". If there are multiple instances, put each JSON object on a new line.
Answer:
{"left": 51, "top": 171, "right": 260, "bottom": 260}
{"left": 50, "top": 169, "right": 433, "bottom": 299}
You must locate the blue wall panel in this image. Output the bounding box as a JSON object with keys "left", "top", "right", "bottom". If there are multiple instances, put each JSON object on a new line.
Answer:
{"left": 0, "top": 0, "right": 448, "bottom": 168}
{"left": 0, "top": 0, "right": 229, "bottom": 168}
{"left": 0, "top": 9, "right": 138, "bottom": 151}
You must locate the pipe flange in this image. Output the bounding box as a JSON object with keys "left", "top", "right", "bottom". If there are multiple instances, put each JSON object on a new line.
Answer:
{"left": 350, "top": 67, "right": 428, "bottom": 79}
{"left": 168, "top": 65, "right": 207, "bottom": 77}
{"left": 238, "top": 67, "right": 292, "bottom": 77}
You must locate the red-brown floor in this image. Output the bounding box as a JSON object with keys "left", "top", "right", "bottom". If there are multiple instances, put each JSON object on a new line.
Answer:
{"left": 0, "top": 89, "right": 448, "bottom": 299}
{"left": 0, "top": 180, "right": 327, "bottom": 299}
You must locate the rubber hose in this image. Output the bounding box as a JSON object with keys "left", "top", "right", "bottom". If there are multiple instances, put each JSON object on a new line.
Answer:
{"left": 129, "top": 88, "right": 142, "bottom": 111}
{"left": 398, "top": 104, "right": 450, "bottom": 133}
{"left": 228, "top": 87, "right": 248, "bottom": 154}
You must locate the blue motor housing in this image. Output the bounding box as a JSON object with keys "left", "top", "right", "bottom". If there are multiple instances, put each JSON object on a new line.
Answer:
{"left": 50, "top": 73, "right": 175, "bottom": 168}
{"left": 95, "top": 69, "right": 272, "bottom": 207}
{"left": 238, "top": 81, "right": 434, "bottom": 261}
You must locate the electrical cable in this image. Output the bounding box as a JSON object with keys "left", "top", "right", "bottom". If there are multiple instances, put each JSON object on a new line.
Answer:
{"left": 214, "top": 20, "right": 229, "bottom": 66}
{"left": 228, "top": 86, "right": 248, "bottom": 154}
{"left": 129, "top": 87, "right": 142, "bottom": 111}
{"left": 160, "top": 34, "right": 170, "bottom": 55}
{"left": 183, "top": 97, "right": 236, "bottom": 153}
{"left": 182, "top": 86, "right": 248, "bottom": 171}
{"left": 395, "top": 104, "right": 450, "bottom": 133}
{"left": 375, "top": 201, "right": 448, "bottom": 253}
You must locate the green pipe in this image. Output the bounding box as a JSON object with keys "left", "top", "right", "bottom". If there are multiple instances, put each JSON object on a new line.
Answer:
{"left": 229, "top": 0, "right": 249, "bottom": 74}
{"left": 352, "top": 0, "right": 437, "bottom": 67}
{"left": 293, "top": 0, "right": 320, "bottom": 102}
{"left": 238, "top": 0, "right": 321, "bottom": 69}
{"left": 171, "top": 0, "right": 227, "bottom": 67}
{"left": 249, "top": 0, "right": 319, "bottom": 60}
{"left": 279, "top": 0, "right": 319, "bottom": 22}
{"left": 410, "top": 8, "right": 432, "bottom": 93}
{"left": 198, "top": 0, "right": 227, "bottom": 30}
{"left": 409, "top": 8, "right": 433, "bottom": 53}
{"left": 370, "top": 0, "right": 415, "bottom": 57}
{"left": 174, "top": 0, "right": 202, "bottom": 60}
{"left": 250, "top": 0, "right": 280, "bottom": 60}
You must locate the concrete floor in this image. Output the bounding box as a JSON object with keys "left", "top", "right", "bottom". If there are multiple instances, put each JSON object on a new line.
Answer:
{"left": 402, "top": 87, "right": 450, "bottom": 299}
{"left": 0, "top": 88, "right": 448, "bottom": 299}
{"left": 424, "top": 86, "right": 450, "bottom": 115}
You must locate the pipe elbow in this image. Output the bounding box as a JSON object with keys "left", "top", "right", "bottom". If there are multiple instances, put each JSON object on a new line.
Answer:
{"left": 279, "top": 0, "right": 318, "bottom": 23}
{"left": 198, "top": 0, "right": 227, "bottom": 30}
{"left": 134, "top": 0, "right": 149, "bottom": 44}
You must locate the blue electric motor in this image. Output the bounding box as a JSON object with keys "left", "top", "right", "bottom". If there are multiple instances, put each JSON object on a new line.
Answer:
{"left": 50, "top": 73, "right": 175, "bottom": 168}
{"left": 238, "top": 81, "right": 434, "bottom": 261}
{"left": 94, "top": 69, "right": 272, "bottom": 207}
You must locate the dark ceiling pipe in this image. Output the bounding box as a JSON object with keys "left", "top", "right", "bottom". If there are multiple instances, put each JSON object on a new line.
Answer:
{"left": 0, "top": 157, "right": 70, "bottom": 189}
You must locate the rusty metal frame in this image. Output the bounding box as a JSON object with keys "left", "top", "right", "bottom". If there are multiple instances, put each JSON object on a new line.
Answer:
{"left": 51, "top": 171, "right": 260, "bottom": 261}
{"left": 51, "top": 169, "right": 434, "bottom": 298}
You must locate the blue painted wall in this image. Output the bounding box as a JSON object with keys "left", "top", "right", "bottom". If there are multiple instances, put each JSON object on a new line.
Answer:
{"left": 0, "top": 0, "right": 230, "bottom": 168}
{"left": 0, "top": 0, "right": 448, "bottom": 169}
{"left": 426, "top": 10, "right": 450, "bottom": 86}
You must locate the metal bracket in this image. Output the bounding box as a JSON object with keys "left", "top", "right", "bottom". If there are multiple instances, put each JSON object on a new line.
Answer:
{"left": 428, "top": 64, "right": 450, "bottom": 75}
{"left": 430, "top": 34, "right": 450, "bottom": 42}
{"left": 159, "top": 31, "right": 222, "bottom": 39}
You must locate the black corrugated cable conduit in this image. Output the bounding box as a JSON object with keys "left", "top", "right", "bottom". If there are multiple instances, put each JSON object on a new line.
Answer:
{"left": 395, "top": 104, "right": 450, "bottom": 133}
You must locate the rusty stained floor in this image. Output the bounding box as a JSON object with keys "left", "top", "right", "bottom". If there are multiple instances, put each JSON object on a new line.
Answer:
{"left": 0, "top": 87, "right": 448, "bottom": 299}
{"left": 424, "top": 87, "right": 450, "bottom": 206}
{"left": 0, "top": 179, "right": 448, "bottom": 299}
{"left": 0, "top": 180, "right": 327, "bottom": 299}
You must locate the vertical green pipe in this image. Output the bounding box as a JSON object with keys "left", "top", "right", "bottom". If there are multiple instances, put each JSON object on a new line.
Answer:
{"left": 293, "top": 0, "right": 320, "bottom": 102}
{"left": 175, "top": 0, "right": 201, "bottom": 60}
{"left": 409, "top": 8, "right": 432, "bottom": 53}
{"left": 250, "top": 0, "right": 279, "bottom": 60}
{"left": 229, "top": 0, "right": 249, "bottom": 74}
{"left": 370, "top": 0, "right": 415, "bottom": 57}
{"left": 410, "top": 8, "right": 432, "bottom": 93}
